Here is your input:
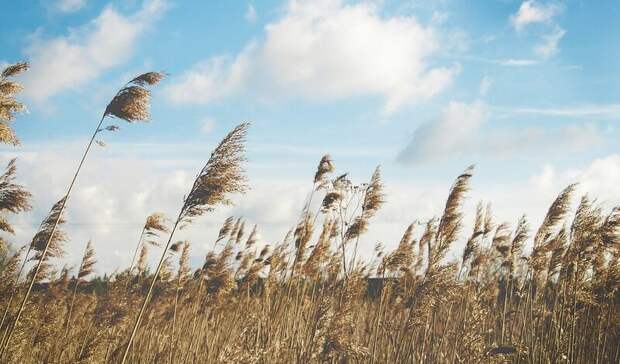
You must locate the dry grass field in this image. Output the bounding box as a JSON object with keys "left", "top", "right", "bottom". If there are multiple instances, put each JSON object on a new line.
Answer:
{"left": 0, "top": 63, "right": 619, "bottom": 363}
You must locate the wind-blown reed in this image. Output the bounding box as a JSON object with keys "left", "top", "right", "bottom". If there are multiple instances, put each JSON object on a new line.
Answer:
{"left": 0, "top": 72, "right": 165, "bottom": 356}
{"left": 121, "top": 122, "right": 250, "bottom": 363}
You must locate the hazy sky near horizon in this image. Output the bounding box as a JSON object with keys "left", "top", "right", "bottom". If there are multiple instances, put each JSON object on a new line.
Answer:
{"left": 1, "top": 0, "right": 619, "bottom": 273}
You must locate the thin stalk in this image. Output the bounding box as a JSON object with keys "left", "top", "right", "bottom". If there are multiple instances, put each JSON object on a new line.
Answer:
{"left": 64, "top": 275, "right": 80, "bottom": 336}
{"left": 121, "top": 208, "right": 183, "bottom": 364}
{"left": 168, "top": 274, "right": 182, "bottom": 364}
{"left": 128, "top": 226, "right": 147, "bottom": 278}
{"left": 0, "top": 114, "right": 106, "bottom": 358}
{"left": 0, "top": 244, "right": 32, "bottom": 341}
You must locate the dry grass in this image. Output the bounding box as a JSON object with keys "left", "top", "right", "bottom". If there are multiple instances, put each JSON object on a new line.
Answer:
{"left": 0, "top": 154, "right": 618, "bottom": 363}
{"left": 0, "top": 65, "right": 618, "bottom": 363}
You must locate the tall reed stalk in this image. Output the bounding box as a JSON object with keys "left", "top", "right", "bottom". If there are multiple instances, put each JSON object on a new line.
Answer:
{"left": 121, "top": 122, "right": 250, "bottom": 363}
{"left": 0, "top": 72, "right": 165, "bottom": 357}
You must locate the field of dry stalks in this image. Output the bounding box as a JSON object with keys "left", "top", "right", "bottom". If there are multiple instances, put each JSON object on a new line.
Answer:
{"left": 0, "top": 62, "right": 619, "bottom": 363}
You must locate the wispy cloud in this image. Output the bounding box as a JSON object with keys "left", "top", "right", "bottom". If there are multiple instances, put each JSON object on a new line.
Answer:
{"left": 500, "top": 104, "right": 620, "bottom": 118}
{"left": 200, "top": 117, "right": 216, "bottom": 134}
{"left": 479, "top": 76, "right": 491, "bottom": 96}
{"left": 398, "top": 101, "right": 488, "bottom": 164}
{"left": 534, "top": 26, "right": 566, "bottom": 58}
{"left": 509, "top": 1, "right": 566, "bottom": 60}
{"left": 54, "top": 0, "right": 87, "bottom": 13}
{"left": 244, "top": 3, "right": 257, "bottom": 23}
{"left": 398, "top": 101, "right": 607, "bottom": 165}
{"left": 462, "top": 56, "right": 540, "bottom": 67}
{"left": 499, "top": 58, "right": 540, "bottom": 67}
{"left": 510, "top": 1, "right": 561, "bottom": 31}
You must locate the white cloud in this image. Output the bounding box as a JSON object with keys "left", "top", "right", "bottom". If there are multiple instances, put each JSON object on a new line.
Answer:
{"left": 55, "top": 0, "right": 87, "bottom": 13}
{"left": 5, "top": 139, "right": 620, "bottom": 274}
{"left": 534, "top": 26, "right": 566, "bottom": 58}
{"left": 527, "top": 155, "right": 620, "bottom": 207}
{"left": 200, "top": 117, "right": 216, "bottom": 134}
{"left": 502, "top": 104, "right": 620, "bottom": 119}
{"left": 245, "top": 3, "right": 257, "bottom": 23}
{"left": 166, "top": 0, "right": 458, "bottom": 114}
{"left": 578, "top": 155, "right": 620, "bottom": 203}
{"left": 510, "top": 1, "right": 560, "bottom": 31}
{"left": 398, "top": 102, "right": 606, "bottom": 165}
{"left": 165, "top": 54, "right": 250, "bottom": 105}
{"left": 499, "top": 58, "right": 540, "bottom": 67}
{"left": 509, "top": 1, "right": 565, "bottom": 60}
{"left": 529, "top": 164, "right": 555, "bottom": 191}
{"left": 398, "top": 101, "right": 487, "bottom": 164}
{"left": 22, "top": 0, "right": 168, "bottom": 102}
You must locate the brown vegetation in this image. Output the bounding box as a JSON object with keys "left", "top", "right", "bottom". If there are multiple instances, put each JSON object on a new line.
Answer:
{"left": 0, "top": 61, "right": 618, "bottom": 363}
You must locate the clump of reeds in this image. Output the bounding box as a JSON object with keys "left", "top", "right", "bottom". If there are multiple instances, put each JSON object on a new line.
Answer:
{"left": 0, "top": 61, "right": 29, "bottom": 146}
{"left": 2, "top": 115, "right": 620, "bottom": 363}
{"left": 121, "top": 122, "right": 250, "bottom": 363}
{"left": 0, "top": 159, "right": 32, "bottom": 240}
{"left": 0, "top": 72, "right": 165, "bottom": 357}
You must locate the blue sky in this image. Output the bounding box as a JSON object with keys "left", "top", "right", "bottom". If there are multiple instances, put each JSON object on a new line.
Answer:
{"left": 1, "top": 0, "right": 620, "bottom": 272}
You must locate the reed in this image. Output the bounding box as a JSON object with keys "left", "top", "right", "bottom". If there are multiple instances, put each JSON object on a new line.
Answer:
{"left": 0, "top": 72, "right": 165, "bottom": 357}
{"left": 120, "top": 122, "right": 250, "bottom": 363}
{"left": 0, "top": 114, "right": 618, "bottom": 362}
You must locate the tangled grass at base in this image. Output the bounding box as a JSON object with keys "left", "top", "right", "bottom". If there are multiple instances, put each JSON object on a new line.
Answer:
{"left": 0, "top": 61, "right": 619, "bottom": 363}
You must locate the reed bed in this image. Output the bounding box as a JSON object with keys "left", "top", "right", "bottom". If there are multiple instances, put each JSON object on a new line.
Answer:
{"left": 0, "top": 61, "right": 618, "bottom": 363}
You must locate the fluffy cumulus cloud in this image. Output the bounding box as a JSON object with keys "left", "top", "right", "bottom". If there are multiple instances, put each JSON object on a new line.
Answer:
{"left": 21, "top": 0, "right": 168, "bottom": 102}
{"left": 398, "top": 101, "right": 605, "bottom": 165}
{"left": 165, "top": 0, "right": 458, "bottom": 114}
{"left": 521, "top": 155, "right": 620, "bottom": 220}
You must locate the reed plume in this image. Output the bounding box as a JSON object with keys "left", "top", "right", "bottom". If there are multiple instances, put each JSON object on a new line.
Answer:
{"left": 65, "top": 241, "right": 96, "bottom": 334}
{"left": 531, "top": 184, "right": 576, "bottom": 285}
{"left": 508, "top": 215, "right": 529, "bottom": 278}
{"left": 304, "top": 219, "right": 333, "bottom": 278}
{"left": 1, "top": 197, "right": 67, "bottom": 354}
{"left": 314, "top": 154, "right": 335, "bottom": 185}
{"left": 27, "top": 198, "right": 68, "bottom": 280}
{"left": 245, "top": 225, "right": 258, "bottom": 249}
{"left": 346, "top": 166, "right": 385, "bottom": 272}
{"left": 168, "top": 241, "right": 191, "bottom": 362}
{"left": 293, "top": 212, "right": 314, "bottom": 274}
{"left": 461, "top": 202, "right": 484, "bottom": 278}
{"left": 0, "top": 61, "right": 29, "bottom": 146}
{"left": 383, "top": 223, "right": 415, "bottom": 275}
{"left": 429, "top": 165, "right": 473, "bottom": 273}
{"left": 121, "top": 122, "right": 249, "bottom": 363}
{"left": 128, "top": 212, "right": 169, "bottom": 276}
{"left": 0, "top": 159, "right": 32, "bottom": 239}
{"left": 215, "top": 216, "right": 235, "bottom": 246}
{"left": 0, "top": 72, "right": 164, "bottom": 356}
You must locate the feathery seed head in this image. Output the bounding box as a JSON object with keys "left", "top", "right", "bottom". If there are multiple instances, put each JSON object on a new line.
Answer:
{"left": 179, "top": 122, "right": 250, "bottom": 226}
{"left": 1, "top": 61, "right": 30, "bottom": 145}
{"left": 314, "top": 154, "right": 335, "bottom": 184}
{"left": 104, "top": 71, "right": 165, "bottom": 123}
{"left": 1, "top": 62, "right": 29, "bottom": 78}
